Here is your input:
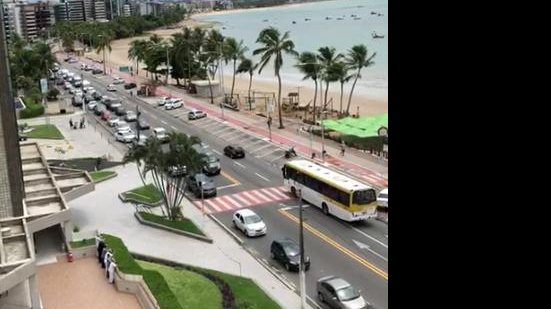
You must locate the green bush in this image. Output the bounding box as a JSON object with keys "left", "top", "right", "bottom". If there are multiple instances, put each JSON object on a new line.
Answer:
{"left": 47, "top": 88, "right": 60, "bottom": 101}
{"left": 101, "top": 234, "right": 142, "bottom": 275}
{"left": 20, "top": 97, "right": 45, "bottom": 119}
{"left": 311, "top": 129, "right": 384, "bottom": 152}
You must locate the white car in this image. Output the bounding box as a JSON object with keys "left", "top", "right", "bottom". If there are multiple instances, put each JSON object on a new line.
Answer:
{"left": 112, "top": 77, "right": 125, "bottom": 84}
{"left": 87, "top": 102, "right": 98, "bottom": 111}
{"left": 377, "top": 188, "right": 388, "bottom": 208}
{"left": 232, "top": 209, "right": 267, "bottom": 237}
{"left": 124, "top": 111, "right": 137, "bottom": 122}
{"left": 68, "top": 87, "right": 76, "bottom": 94}
{"left": 107, "top": 84, "right": 117, "bottom": 91}
{"left": 114, "top": 131, "right": 136, "bottom": 143}
{"left": 165, "top": 99, "right": 183, "bottom": 110}
{"left": 188, "top": 109, "right": 207, "bottom": 120}
{"left": 152, "top": 127, "right": 168, "bottom": 142}
{"left": 157, "top": 96, "right": 171, "bottom": 106}
{"left": 115, "top": 121, "right": 132, "bottom": 132}
{"left": 107, "top": 117, "right": 121, "bottom": 127}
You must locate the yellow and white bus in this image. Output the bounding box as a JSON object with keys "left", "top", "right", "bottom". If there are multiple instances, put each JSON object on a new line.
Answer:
{"left": 282, "top": 159, "right": 378, "bottom": 222}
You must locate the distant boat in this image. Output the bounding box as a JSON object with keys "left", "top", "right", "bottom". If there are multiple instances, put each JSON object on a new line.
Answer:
{"left": 371, "top": 11, "right": 377, "bottom": 15}
{"left": 305, "top": 18, "right": 311, "bottom": 21}
{"left": 292, "top": 21, "right": 296, "bottom": 24}
{"left": 372, "top": 32, "right": 384, "bottom": 39}
{"left": 326, "top": 17, "right": 332, "bottom": 20}
{"left": 354, "top": 17, "right": 361, "bottom": 20}
{"left": 378, "top": 13, "right": 384, "bottom": 17}
{"left": 263, "top": 19, "right": 269, "bottom": 22}
{"left": 337, "top": 17, "right": 344, "bottom": 20}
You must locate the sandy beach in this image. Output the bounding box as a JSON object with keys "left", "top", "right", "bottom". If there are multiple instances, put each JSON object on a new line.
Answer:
{"left": 83, "top": 13, "right": 388, "bottom": 117}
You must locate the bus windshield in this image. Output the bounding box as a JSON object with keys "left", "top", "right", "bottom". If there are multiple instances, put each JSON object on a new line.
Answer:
{"left": 353, "top": 189, "right": 376, "bottom": 205}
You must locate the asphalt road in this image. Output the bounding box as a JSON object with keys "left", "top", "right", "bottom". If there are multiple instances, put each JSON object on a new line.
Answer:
{"left": 59, "top": 61, "right": 389, "bottom": 309}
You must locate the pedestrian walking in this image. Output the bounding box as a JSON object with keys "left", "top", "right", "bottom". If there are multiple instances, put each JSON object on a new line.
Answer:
{"left": 69, "top": 118, "right": 73, "bottom": 128}
{"left": 340, "top": 144, "right": 345, "bottom": 156}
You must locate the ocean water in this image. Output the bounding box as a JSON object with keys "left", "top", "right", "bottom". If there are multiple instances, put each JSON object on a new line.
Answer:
{"left": 196, "top": 0, "right": 388, "bottom": 100}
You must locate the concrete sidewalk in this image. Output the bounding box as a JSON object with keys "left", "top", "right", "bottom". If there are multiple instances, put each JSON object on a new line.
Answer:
{"left": 69, "top": 163, "right": 309, "bottom": 309}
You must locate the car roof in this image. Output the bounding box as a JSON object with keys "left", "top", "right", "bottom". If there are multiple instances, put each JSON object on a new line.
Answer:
{"left": 153, "top": 127, "right": 166, "bottom": 132}
{"left": 275, "top": 238, "right": 298, "bottom": 247}
{"left": 325, "top": 277, "right": 351, "bottom": 290}
{"left": 380, "top": 188, "right": 388, "bottom": 194}
{"left": 235, "top": 209, "right": 257, "bottom": 217}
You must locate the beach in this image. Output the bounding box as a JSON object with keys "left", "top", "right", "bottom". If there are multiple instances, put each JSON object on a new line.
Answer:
{"left": 83, "top": 7, "right": 387, "bottom": 118}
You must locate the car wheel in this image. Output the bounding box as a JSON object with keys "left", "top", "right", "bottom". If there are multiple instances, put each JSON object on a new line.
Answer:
{"left": 285, "top": 263, "right": 291, "bottom": 271}
{"left": 322, "top": 203, "right": 329, "bottom": 215}
{"left": 291, "top": 187, "right": 297, "bottom": 197}
{"left": 232, "top": 220, "right": 237, "bottom": 228}
{"left": 270, "top": 251, "right": 275, "bottom": 259}
{"left": 318, "top": 292, "right": 325, "bottom": 303}
{"left": 244, "top": 228, "right": 250, "bottom": 237}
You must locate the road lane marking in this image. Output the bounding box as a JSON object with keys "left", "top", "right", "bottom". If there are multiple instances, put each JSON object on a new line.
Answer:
{"left": 242, "top": 191, "right": 262, "bottom": 204}
{"left": 255, "top": 173, "right": 270, "bottom": 182}
{"left": 352, "top": 240, "right": 388, "bottom": 262}
{"left": 234, "top": 161, "right": 246, "bottom": 168}
{"left": 217, "top": 183, "right": 240, "bottom": 190}
{"left": 233, "top": 194, "right": 252, "bottom": 206}
{"left": 220, "top": 171, "right": 240, "bottom": 185}
{"left": 259, "top": 188, "right": 280, "bottom": 200}
{"left": 160, "top": 120, "right": 167, "bottom": 125}
{"left": 278, "top": 209, "right": 388, "bottom": 280}
{"left": 221, "top": 195, "right": 242, "bottom": 209}
{"left": 212, "top": 127, "right": 231, "bottom": 135}
{"left": 269, "top": 187, "right": 291, "bottom": 199}
{"left": 249, "top": 143, "right": 272, "bottom": 154}
{"left": 255, "top": 150, "right": 276, "bottom": 158}
{"left": 171, "top": 125, "right": 178, "bottom": 131}
{"left": 205, "top": 199, "right": 221, "bottom": 212}
{"left": 249, "top": 190, "right": 271, "bottom": 203}
{"left": 212, "top": 149, "right": 222, "bottom": 155}
{"left": 351, "top": 227, "right": 388, "bottom": 249}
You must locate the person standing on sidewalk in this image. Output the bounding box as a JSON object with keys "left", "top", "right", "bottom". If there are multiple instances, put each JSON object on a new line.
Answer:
{"left": 340, "top": 141, "right": 346, "bottom": 156}
{"left": 69, "top": 118, "right": 73, "bottom": 129}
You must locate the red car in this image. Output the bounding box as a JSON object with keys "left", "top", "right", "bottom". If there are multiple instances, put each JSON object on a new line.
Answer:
{"left": 100, "top": 110, "right": 111, "bottom": 121}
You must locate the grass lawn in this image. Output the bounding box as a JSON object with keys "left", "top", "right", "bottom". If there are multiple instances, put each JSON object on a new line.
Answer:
{"left": 205, "top": 269, "right": 281, "bottom": 309}
{"left": 89, "top": 170, "right": 117, "bottom": 182}
{"left": 138, "top": 260, "right": 222, "bottom": 309}
{"left": 139, "top": 212, "right": 204, "bottom": 236}
{"left": 25, "top": 124, "right": 64, "bottom": 139}
{"left": 70, "top": 238, "right": 95, "bottom": 248}
{"left": 125, "top": 184, "right": 162, "bottom": 204}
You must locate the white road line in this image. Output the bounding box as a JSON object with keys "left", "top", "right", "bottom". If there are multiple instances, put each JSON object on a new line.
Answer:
{"left": 269, "top": 187, "right": 290, "bottom": 199}
{"left": 255, "top": 173, "right": 270, "bottom": 182}
{"left": 170, "top": 125, "right": 178, "bottom": 131}
{"left": 224, "top": 134, "right": 245, "bottom": 142}
{"left": 215, "top": 197, "right": 233, "bottom": 211}
{"left": 250, "top": 190, "right": 272, "bottom": 203}
{"left": 160, "top": 120, "right": 167, "bottom": 125}
{"left": 205, "top": 199, "right": 221, "bottom": 212}
{"left": 217, "top": 130, "right": 238, "bottom": 139}
{"left": 212, "top": 149, "right": 222, "bottom": 155}
{"left": 249, "top": 143, "right": 272, "bottom": 154}
{"left": 351, "top": 227, "right": 388, "bottom": 249}
{"left": 259, "top": 188, "right": 280, "bottom": 200}
{"left": 221, "top": 195, "right": 242, "bottom": 209}
{"left": 233, "top": 193, "right": 252, "bottom": 206}
{"left": 255, "top": 150, "right": 276, "bottom": 158}
{"left": 217, "top": 183, "right": 240, "bottom": 190}
{"left": 242, "top": 191, "right": 262, "bottom": 204}
{"left": 366, "top": 246, "right": 388, "bottom": 262}
{"left": 234, "top": 161, "right": 246, "bottom": 168}
{"left": 212, "top": 127, "right": 232, "bottom": 135}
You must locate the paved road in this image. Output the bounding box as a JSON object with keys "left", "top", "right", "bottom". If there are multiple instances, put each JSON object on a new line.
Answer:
{"left": 59, "top": 60, "right": 388, "bottom": 309}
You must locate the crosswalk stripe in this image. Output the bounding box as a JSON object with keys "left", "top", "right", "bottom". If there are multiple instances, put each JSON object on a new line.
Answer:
{"left": 232, "top": 193, "right": 252, "bottom": 206}
{"left": 249, "top": 190, "right": 272, "bottom": 203}
{"left": 259, "top": 188, "right": 281, "bottom": 200}
{"left": 221, "top": 195, "right": 242, "bottom": 209}
{"left": 205, "top": 199, "right": 221, "bottom": 212}
{"left": 242, "top": 191, "right": 262, "bottom": 204}
{"left": 269, "top": 187, "right": 291, "bottom": 199}
{"left": 215, "top": 197, "right": 234, "bottom": 210}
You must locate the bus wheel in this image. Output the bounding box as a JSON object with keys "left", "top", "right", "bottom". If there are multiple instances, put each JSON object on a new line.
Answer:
{"left": 291, "top": 187, "right": 297, "bottom": 197}
{"left": 322, "top": 203, "right": 329, "bottom": 215}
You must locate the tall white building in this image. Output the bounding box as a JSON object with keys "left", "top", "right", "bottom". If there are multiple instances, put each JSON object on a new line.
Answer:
{"left": 1, "top": 0, "right": 52, "bottom": 41}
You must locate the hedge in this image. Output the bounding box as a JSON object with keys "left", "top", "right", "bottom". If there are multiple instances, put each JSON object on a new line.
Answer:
{"left": 20, "top": 97, "right": 45, "bottom": 119}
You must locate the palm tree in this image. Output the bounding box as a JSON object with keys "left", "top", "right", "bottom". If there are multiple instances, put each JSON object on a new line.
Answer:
{"left": 128, "top": 39, "right": 147, "bottom": 76}
{"left": 317, "top": 46, "right": 343, "bottom": 112}
{"left": 253, "top": 27, "right": 298, "bottom": 129}
{"left": 123, "top": 132, "right": 205, "bottom": 220}
{"left": 345, "top": 44, "right": 376, "bottom": 116}
{"left": 329, "top": 61, "right": 353, "bottom": 115}
{"left": 236, "top": 58, "right": 258, "bottom": 111}
{"left": 295, "top": 51, "right": 322, "bottom": 123}
{"left": 96, "top": 33, "right": 113, "bottom": 74}
{"left": 222, "top": 38, "right": 249, "bottom": 104}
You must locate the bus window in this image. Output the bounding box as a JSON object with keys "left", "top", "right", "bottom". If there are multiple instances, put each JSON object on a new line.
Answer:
{"left": 352, "top": 189, "right": 377, "bottom": 204}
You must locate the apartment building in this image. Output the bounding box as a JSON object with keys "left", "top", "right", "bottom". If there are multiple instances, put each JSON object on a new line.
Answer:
{"left": 1, "top": 0, "right": 52, "bottom": 41}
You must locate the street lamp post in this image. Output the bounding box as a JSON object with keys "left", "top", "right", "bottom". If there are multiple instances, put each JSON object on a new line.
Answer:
{"left": 296, "top": 175, "right": 307, "bottom": 309}
{"left": 165, "top": 45, "right": 170, "bottom": 85}
{"left": 135, "top": 105, "right": 141, "bottom": 142}
{"left": 320, "top": 110, "right": 327, "bottom": 161}
{"left": 309, "top": 125, "right": 313, "bottom": 157}
{"left": 267, "top": 116, "right": 272, "bottom": 142}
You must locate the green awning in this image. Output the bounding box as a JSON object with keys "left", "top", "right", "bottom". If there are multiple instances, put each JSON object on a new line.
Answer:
{"left": 322, "top": 114, "right": 388, "bottom": 138}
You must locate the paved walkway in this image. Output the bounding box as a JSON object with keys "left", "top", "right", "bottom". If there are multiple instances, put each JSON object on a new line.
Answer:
{"left": 37, "top": 256, "right": 140, "bottom": 309}
{"left": 69, "top": 53, "right": 388, "bottom": 186}
{"left": 70, "top": 163, "right": 308, "bottom": 308}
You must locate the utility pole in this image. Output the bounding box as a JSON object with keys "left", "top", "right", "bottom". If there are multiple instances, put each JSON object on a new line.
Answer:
{"left": 321, "top": 110, "right": 326, "bottom": 162}
{"left": 135, "top": 105, "right": 141, "bottom": 142}
{"left": 297, "top": 180, "right": 307, "bottom": 308}
{"left": 267, "top": 116, "right": 272, "bottom": 142}
{"left": 165, "top": 45, "right": 169, "bottom": 85}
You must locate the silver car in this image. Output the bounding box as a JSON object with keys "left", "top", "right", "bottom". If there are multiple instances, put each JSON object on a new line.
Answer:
{"left": 114, "top": 131, "right": 136, "bottom": 143}
{"left": 316, "top": 276, "right": 372, "bottom": 309}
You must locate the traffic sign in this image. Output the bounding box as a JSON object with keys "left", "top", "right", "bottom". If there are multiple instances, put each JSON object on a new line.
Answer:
{"left": 40, "top": 78, "right": 48, "bottom": 94}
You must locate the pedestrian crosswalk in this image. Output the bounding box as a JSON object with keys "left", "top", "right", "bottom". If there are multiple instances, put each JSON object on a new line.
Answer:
{"left": 192, "top": 186, "right": 293, "bottom": 214}
{"left": 323, "top": 156, "right": 388, "bottom": 188}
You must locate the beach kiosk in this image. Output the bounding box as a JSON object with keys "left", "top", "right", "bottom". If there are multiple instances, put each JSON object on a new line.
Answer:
{"left": 191, "top": 80, "right": 222, "bottom": 98}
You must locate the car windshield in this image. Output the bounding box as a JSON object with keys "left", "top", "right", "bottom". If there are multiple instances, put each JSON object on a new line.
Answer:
{"left": 336, "top": 285, "right": 361, "bottom": 302}
{"left": 379, "top": 193, "right": 388, "bottom": 199}
{"left": 352, "top": 189, "right": 377, "bottom": 205}
{"left": 206, "top": 154, "right": 218, "bottom": 163}
{"left": 244, "top": 214, "right": 262, "bottom": 224}
{"left": 195, "top": 174, "right": 208, "bottom": 182}
{"left": 283, "top": 243, "right": 300, "bottom": 257}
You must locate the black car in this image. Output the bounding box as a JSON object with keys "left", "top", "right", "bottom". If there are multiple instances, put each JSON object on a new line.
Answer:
{"left": 186, "top": 173, "right": 216, "bottom": 198}
{"left": 115, "top": 106, "right": 126, "bottom": 116}
{"left": 270, "top": 238, "right": 311, "bottom": 272}
{"left": 92, "top": 68, "right": 103, "bottom": 74}
{"left": 137, "top": 119, "right": 150, "bottom": 130}
{"left": 93, "top": 92, "right": 103, "bottom": 100}
{"left": 124, "top": 82, "right": 137, "bottom": 89}
{"left": 167, "top": 165, "right": 187, "bottom": 177}
{"left": 224, "top": 145, "right": 245, "bottom": 159}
